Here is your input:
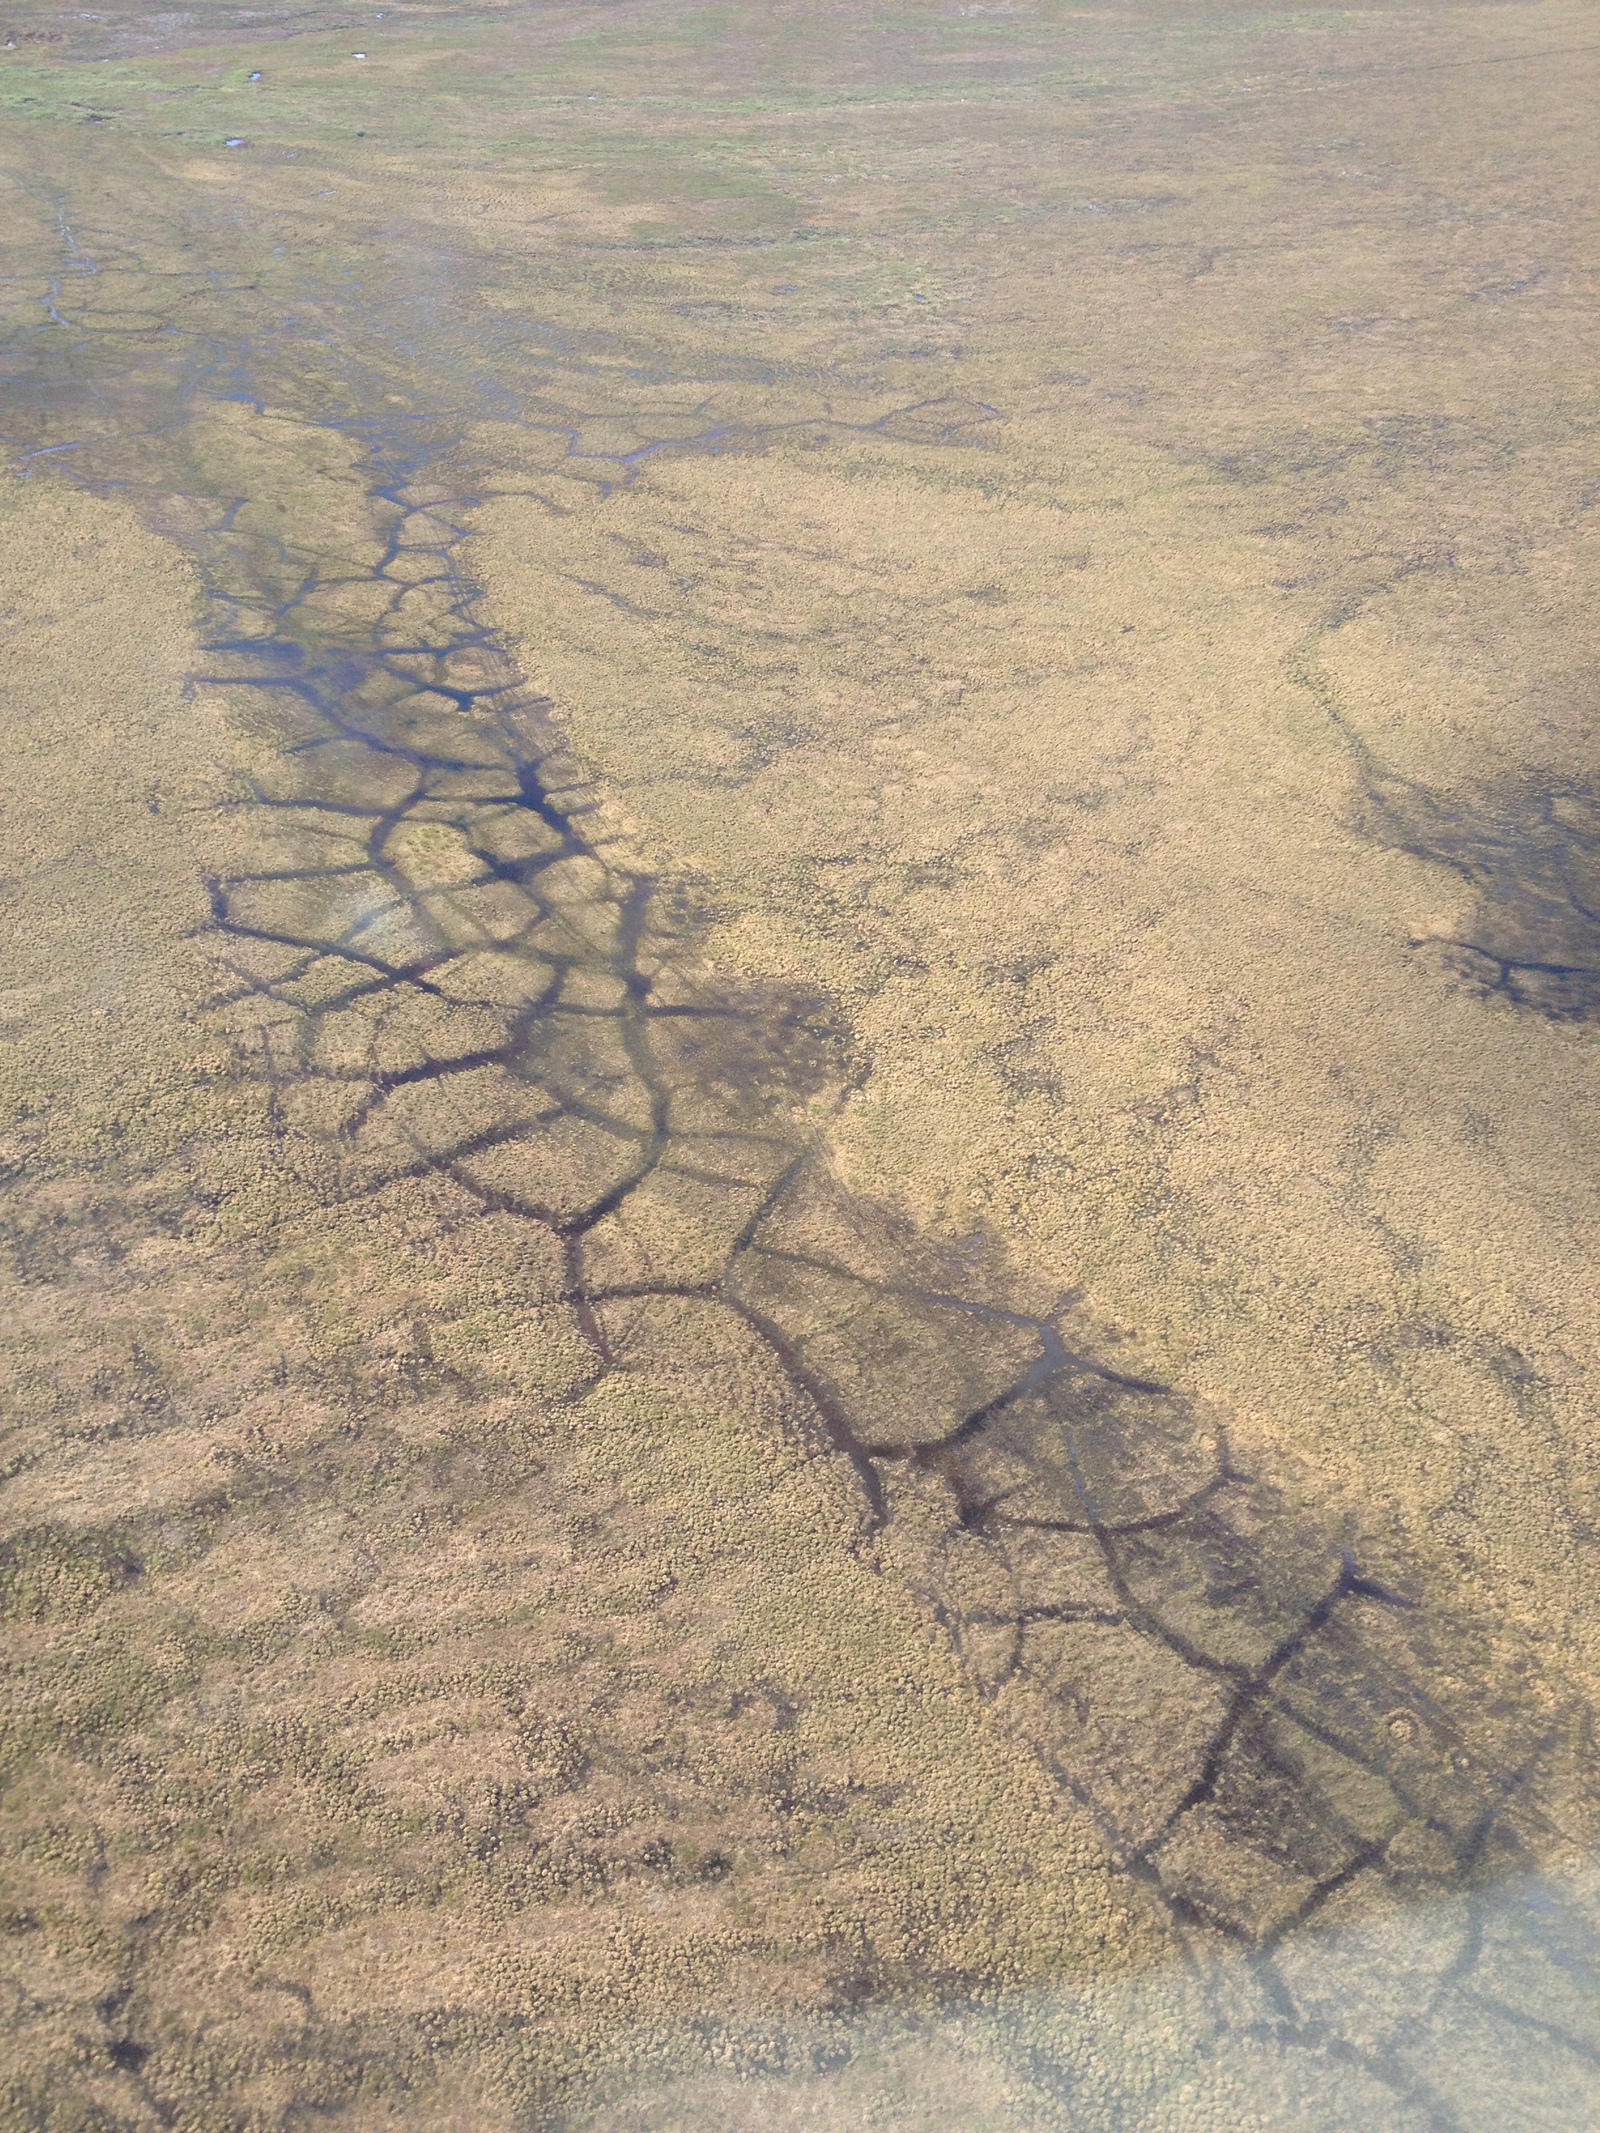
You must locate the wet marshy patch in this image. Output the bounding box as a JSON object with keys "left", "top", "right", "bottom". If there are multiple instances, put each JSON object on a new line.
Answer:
{"left": 1356, "top": 765, "right": 1600, "bottom": 1023}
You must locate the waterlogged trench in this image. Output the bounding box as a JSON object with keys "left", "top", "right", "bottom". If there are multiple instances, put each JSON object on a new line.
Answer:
{"left": 7, "top": 193, "right": 1600, "bottom": 2122}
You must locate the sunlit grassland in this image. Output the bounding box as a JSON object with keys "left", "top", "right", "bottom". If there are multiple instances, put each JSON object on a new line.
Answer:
{"left": 2, "top": 1, "right": 1597, "bottom": 2124}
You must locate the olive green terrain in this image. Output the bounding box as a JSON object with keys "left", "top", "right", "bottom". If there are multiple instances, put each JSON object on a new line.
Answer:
{"left": 1, "top": 2, "right": 1597, "bottom": 2128}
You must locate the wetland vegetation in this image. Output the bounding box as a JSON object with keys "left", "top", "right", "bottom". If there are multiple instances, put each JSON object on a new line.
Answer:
{"left": 1, "top": 2, "right": 1597, "bottom": 2126}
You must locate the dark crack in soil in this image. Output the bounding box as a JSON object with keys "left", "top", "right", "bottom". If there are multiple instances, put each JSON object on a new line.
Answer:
{"left": 1361, "top": 763, "right": 1600, "bottom": 1024}
{"left": 1293, "top": 644, "right": 1600, "bottom": 1024}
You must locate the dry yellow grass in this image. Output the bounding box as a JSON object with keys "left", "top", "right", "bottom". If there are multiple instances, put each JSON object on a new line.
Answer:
{"left": 477, "top": 413, "right": 1600, "bottom": 1673}
{"left": 0, "top": 459, "right": 1145, "bottom": 2130}
{"left": 3, "top": 0, "right": 1597, "bottom": 2123}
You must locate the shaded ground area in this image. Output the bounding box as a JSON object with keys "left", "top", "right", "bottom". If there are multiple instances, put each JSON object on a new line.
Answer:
{"left": 1360, "top": 763, "right": 1600, "bottom": 1023}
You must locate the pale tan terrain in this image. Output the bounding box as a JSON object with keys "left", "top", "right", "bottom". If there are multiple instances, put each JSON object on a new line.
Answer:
{"left": 1, "top": 0, "right": 1597, "bottom": 2126}
{"left": 1, "top": 459, "right": 1157, "bottom": 2125}
{"left": 479, "top": 409, "right": 1600, "bottom": 1661}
